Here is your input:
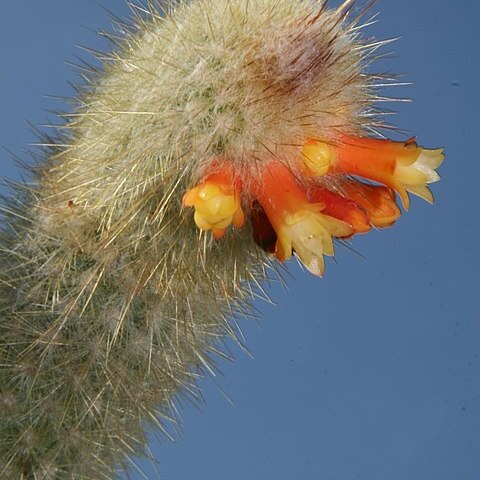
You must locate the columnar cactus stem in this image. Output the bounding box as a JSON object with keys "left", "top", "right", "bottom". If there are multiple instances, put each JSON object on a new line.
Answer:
{"left": 0, "top": 1, "right": 443, "bottom": 478}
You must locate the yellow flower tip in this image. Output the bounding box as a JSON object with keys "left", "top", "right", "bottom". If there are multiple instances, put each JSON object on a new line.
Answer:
{"left": 405, "top": 184, "right": 434, "bottom": 204}
{"left": 276, "top": 209, "right": 352, "bottom": 276}
{"left": 182, "top": 186, "right": 200, "bottom": 207}
{"left": 301, "top": 140, "right": 335, "bottom": 177}
{"left": 397, "top": 145, "right": 444, "bottom": 204}
{"left": 394, "top": 184, "right": 411, "bottom": 211}
{"left": 183, "top": 175, "right": 244, "bottom": 237}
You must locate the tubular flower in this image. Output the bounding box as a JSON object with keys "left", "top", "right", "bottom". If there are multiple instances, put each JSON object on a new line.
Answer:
{"left": 183, "top": 167, "right": 245, "bottom": 239}
{"left": 340, "top": 180, "right": 402, "bottom": 228}
{"left": 333, "top": 135, "right": 444, "bottom": 209}
{"left": 302, "top": 136, "right": 445, "bottom": 209}
{"left": 253, "top": 162, "right": 353, "bottom": 276}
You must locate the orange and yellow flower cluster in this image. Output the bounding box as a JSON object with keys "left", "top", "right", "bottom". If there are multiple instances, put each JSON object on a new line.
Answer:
{"left": 183, "top": 135, "right": 444, "bottom": 276}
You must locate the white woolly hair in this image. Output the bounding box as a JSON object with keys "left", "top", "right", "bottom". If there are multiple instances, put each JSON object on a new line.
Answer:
{"left": 0, "top": 1, "right": 396, "bottom": 478}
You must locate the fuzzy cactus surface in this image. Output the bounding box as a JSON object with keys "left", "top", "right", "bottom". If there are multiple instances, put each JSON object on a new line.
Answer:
{"left": 0, "top": 1, "right": 443, "bottom": 478}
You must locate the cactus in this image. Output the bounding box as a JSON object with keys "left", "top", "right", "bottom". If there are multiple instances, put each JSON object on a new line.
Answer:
{"left": 0, "top": 1, "right": 443, "bottom": 478}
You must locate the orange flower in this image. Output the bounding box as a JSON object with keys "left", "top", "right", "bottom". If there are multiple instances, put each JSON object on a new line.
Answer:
{"left": 182, "top": 167, "right": 244, "bottom": 239}
{"left": 254, "top": 162, "right": 352, "bottom": 276}
{"left": 301, "top": 136, "right": 444, "bottom": 209}
{"left": 340, "top": 180, "right": 401, "bottom": 228}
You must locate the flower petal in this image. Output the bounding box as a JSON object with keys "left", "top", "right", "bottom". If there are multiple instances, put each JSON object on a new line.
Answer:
{"left": 183, "top": 162, "right": 244, "bottom": 237}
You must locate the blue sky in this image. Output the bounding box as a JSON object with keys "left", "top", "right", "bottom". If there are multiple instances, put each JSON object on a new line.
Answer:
{"left": 1, "top": 1, "right": 479, "bottom": 479}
